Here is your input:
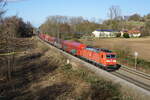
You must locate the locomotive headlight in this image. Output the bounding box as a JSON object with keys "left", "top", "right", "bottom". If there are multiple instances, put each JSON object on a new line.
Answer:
{"left": 106, "top": 60, "right": 111, "bottom": 62}
{"left": 113, "top": 60, "right": 116, "bottom": 62}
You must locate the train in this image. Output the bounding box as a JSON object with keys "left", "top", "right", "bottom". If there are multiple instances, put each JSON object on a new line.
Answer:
{"left": 39, "top": 33, "right": 121, "bottom": 70}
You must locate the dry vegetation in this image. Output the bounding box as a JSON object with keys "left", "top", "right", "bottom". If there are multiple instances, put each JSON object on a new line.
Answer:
{"left": 0, "top": 37, "right": 130, "bottom": 100}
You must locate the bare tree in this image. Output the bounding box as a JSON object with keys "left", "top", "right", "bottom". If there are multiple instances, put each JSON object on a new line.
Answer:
{"left": 108, "top": 5, "right": 121, "bottom": 20}
{"left": 69, "top": 16, "right": 84, "bottom": 25}
{"left": 106, "top": 5, "right": 123, "bottom": 30}
{"left": 0, "top": 0, "right": 6, "bottom": 18}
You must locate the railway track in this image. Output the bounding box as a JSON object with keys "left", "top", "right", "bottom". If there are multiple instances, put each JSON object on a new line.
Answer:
{"left": 37, "top": 36, "right": 150, "bottom": 92}
{"left": 111, "top": 66, "right": 150, "bottom": 91}
{"left": 111, "top": 71, "right": 150, "bottom": 91}
{"left": 120, "top": 66, "right": 150, "bottom": 80}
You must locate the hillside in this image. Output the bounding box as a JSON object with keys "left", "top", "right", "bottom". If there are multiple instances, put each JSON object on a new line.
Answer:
{"left": 0, "top": 37, "right": 124, "bottom": 100}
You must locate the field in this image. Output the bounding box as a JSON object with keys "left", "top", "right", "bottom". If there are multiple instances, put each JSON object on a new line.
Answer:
{"left": 80, "top": 37, "right": 150, "bottom": 62}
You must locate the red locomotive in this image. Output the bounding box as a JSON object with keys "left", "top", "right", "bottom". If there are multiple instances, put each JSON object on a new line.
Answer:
{"left": 39, "top": 33, "right": 121, "bottom": 70}
{"left": 80, "top": 47, "right": 119, "bottom": 69}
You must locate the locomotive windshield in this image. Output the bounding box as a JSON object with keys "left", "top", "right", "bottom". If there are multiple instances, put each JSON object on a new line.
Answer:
{"left": 106, "top": 54, "right": 116, "bottom": 58}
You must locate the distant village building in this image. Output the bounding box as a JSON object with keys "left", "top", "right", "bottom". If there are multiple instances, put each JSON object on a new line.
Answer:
{"left": 128, "top": 30, "right": 141, "bottom": 37}
{"left": 92, "top": 29, "right": 117, "bottom": 38}
{"left": 121, "top": 30, "right": 141, "bottom": 38}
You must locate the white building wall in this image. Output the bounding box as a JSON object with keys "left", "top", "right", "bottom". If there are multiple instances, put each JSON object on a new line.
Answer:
{"left": 129, "top": 33, "right": 141, "bottom": 37}
{"left": 92, "top": 31, "right": 116, "bottom": 37}
{"left": 92, "top": 31, "right": 100, "bottom": 37}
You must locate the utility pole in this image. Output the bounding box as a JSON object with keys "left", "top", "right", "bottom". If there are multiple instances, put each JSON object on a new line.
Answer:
{"left": 134, "top": 51, "right": 138, "bottom": 70}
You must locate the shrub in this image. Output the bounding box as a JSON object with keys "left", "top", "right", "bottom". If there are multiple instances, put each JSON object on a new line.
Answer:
{"left": 90, "top": 80, "right": 121, "bottom": 100}
{"left": 1, "top": 16, "right": 33, "bottom": 38}
{"left": 123, "top": 33, "right": 130, "bottom": 38}
{"left": 116, "top": 33, "right": 121, "bottom": 37}
{"left": 141, "top": 21, "right": 150, "bottom": 36}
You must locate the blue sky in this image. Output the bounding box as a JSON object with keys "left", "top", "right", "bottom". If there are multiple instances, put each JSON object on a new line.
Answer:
{"left": 5, "top": 0, "right": 150, "bottom": 27}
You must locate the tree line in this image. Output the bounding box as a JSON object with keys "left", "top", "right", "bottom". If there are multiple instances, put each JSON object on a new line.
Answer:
{"left": 39, "top": 16, "right": 101, "bottom": 39}
{"left": 40, "top": 6, "right": 150, "bottom": 38}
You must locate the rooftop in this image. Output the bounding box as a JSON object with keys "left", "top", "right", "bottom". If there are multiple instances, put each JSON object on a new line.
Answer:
{"left": 122, "top": 30, "right": 141, "bottom": 34}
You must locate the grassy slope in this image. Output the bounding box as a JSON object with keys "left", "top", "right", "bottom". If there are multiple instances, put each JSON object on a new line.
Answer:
{"left": 0, "top": 37, "right": 125, "bottom": 100}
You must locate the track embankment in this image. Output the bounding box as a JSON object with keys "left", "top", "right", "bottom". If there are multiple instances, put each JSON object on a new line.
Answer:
{"left": 37, "top": 36, "right": 150, "bottom": 99}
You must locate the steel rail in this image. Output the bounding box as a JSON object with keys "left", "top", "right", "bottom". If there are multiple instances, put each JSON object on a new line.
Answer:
{"left": 111, "top": 71, "right": 150, "bottom": 91}
{"left": 119, "top": 66, "right": 150, "bottom": 80}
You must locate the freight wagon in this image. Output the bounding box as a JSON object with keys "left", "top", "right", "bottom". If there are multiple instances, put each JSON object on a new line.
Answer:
{"left": 62, "top": 40, "right": 86, "bottom": 56}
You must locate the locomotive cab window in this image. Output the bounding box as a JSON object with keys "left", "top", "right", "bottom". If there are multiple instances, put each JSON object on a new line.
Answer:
{"left": 106, "top": 54, "right": 116, "bottom": 58}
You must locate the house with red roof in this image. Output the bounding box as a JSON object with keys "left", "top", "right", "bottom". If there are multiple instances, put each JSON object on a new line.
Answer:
{"left": 121, "top": 30, "right": 141, "bottom": 38}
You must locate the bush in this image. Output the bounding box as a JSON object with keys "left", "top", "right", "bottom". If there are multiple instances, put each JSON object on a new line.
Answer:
{"left": 123, "top": 33, "right": 130, "bottom": 38}
{"left": 1, "top": 16, "right": 33, "bottom": 38}
{"left": 116, "top": 33, "right": 121, "bottom": 37}
{"left": 141, "top": 21, "right": 150, "bottom": 36}
{"left": 62, "top": 64, "right": 123, "bottom": 100}
{"left": 90, "top": 80, "right": 121, "bottom": 100}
